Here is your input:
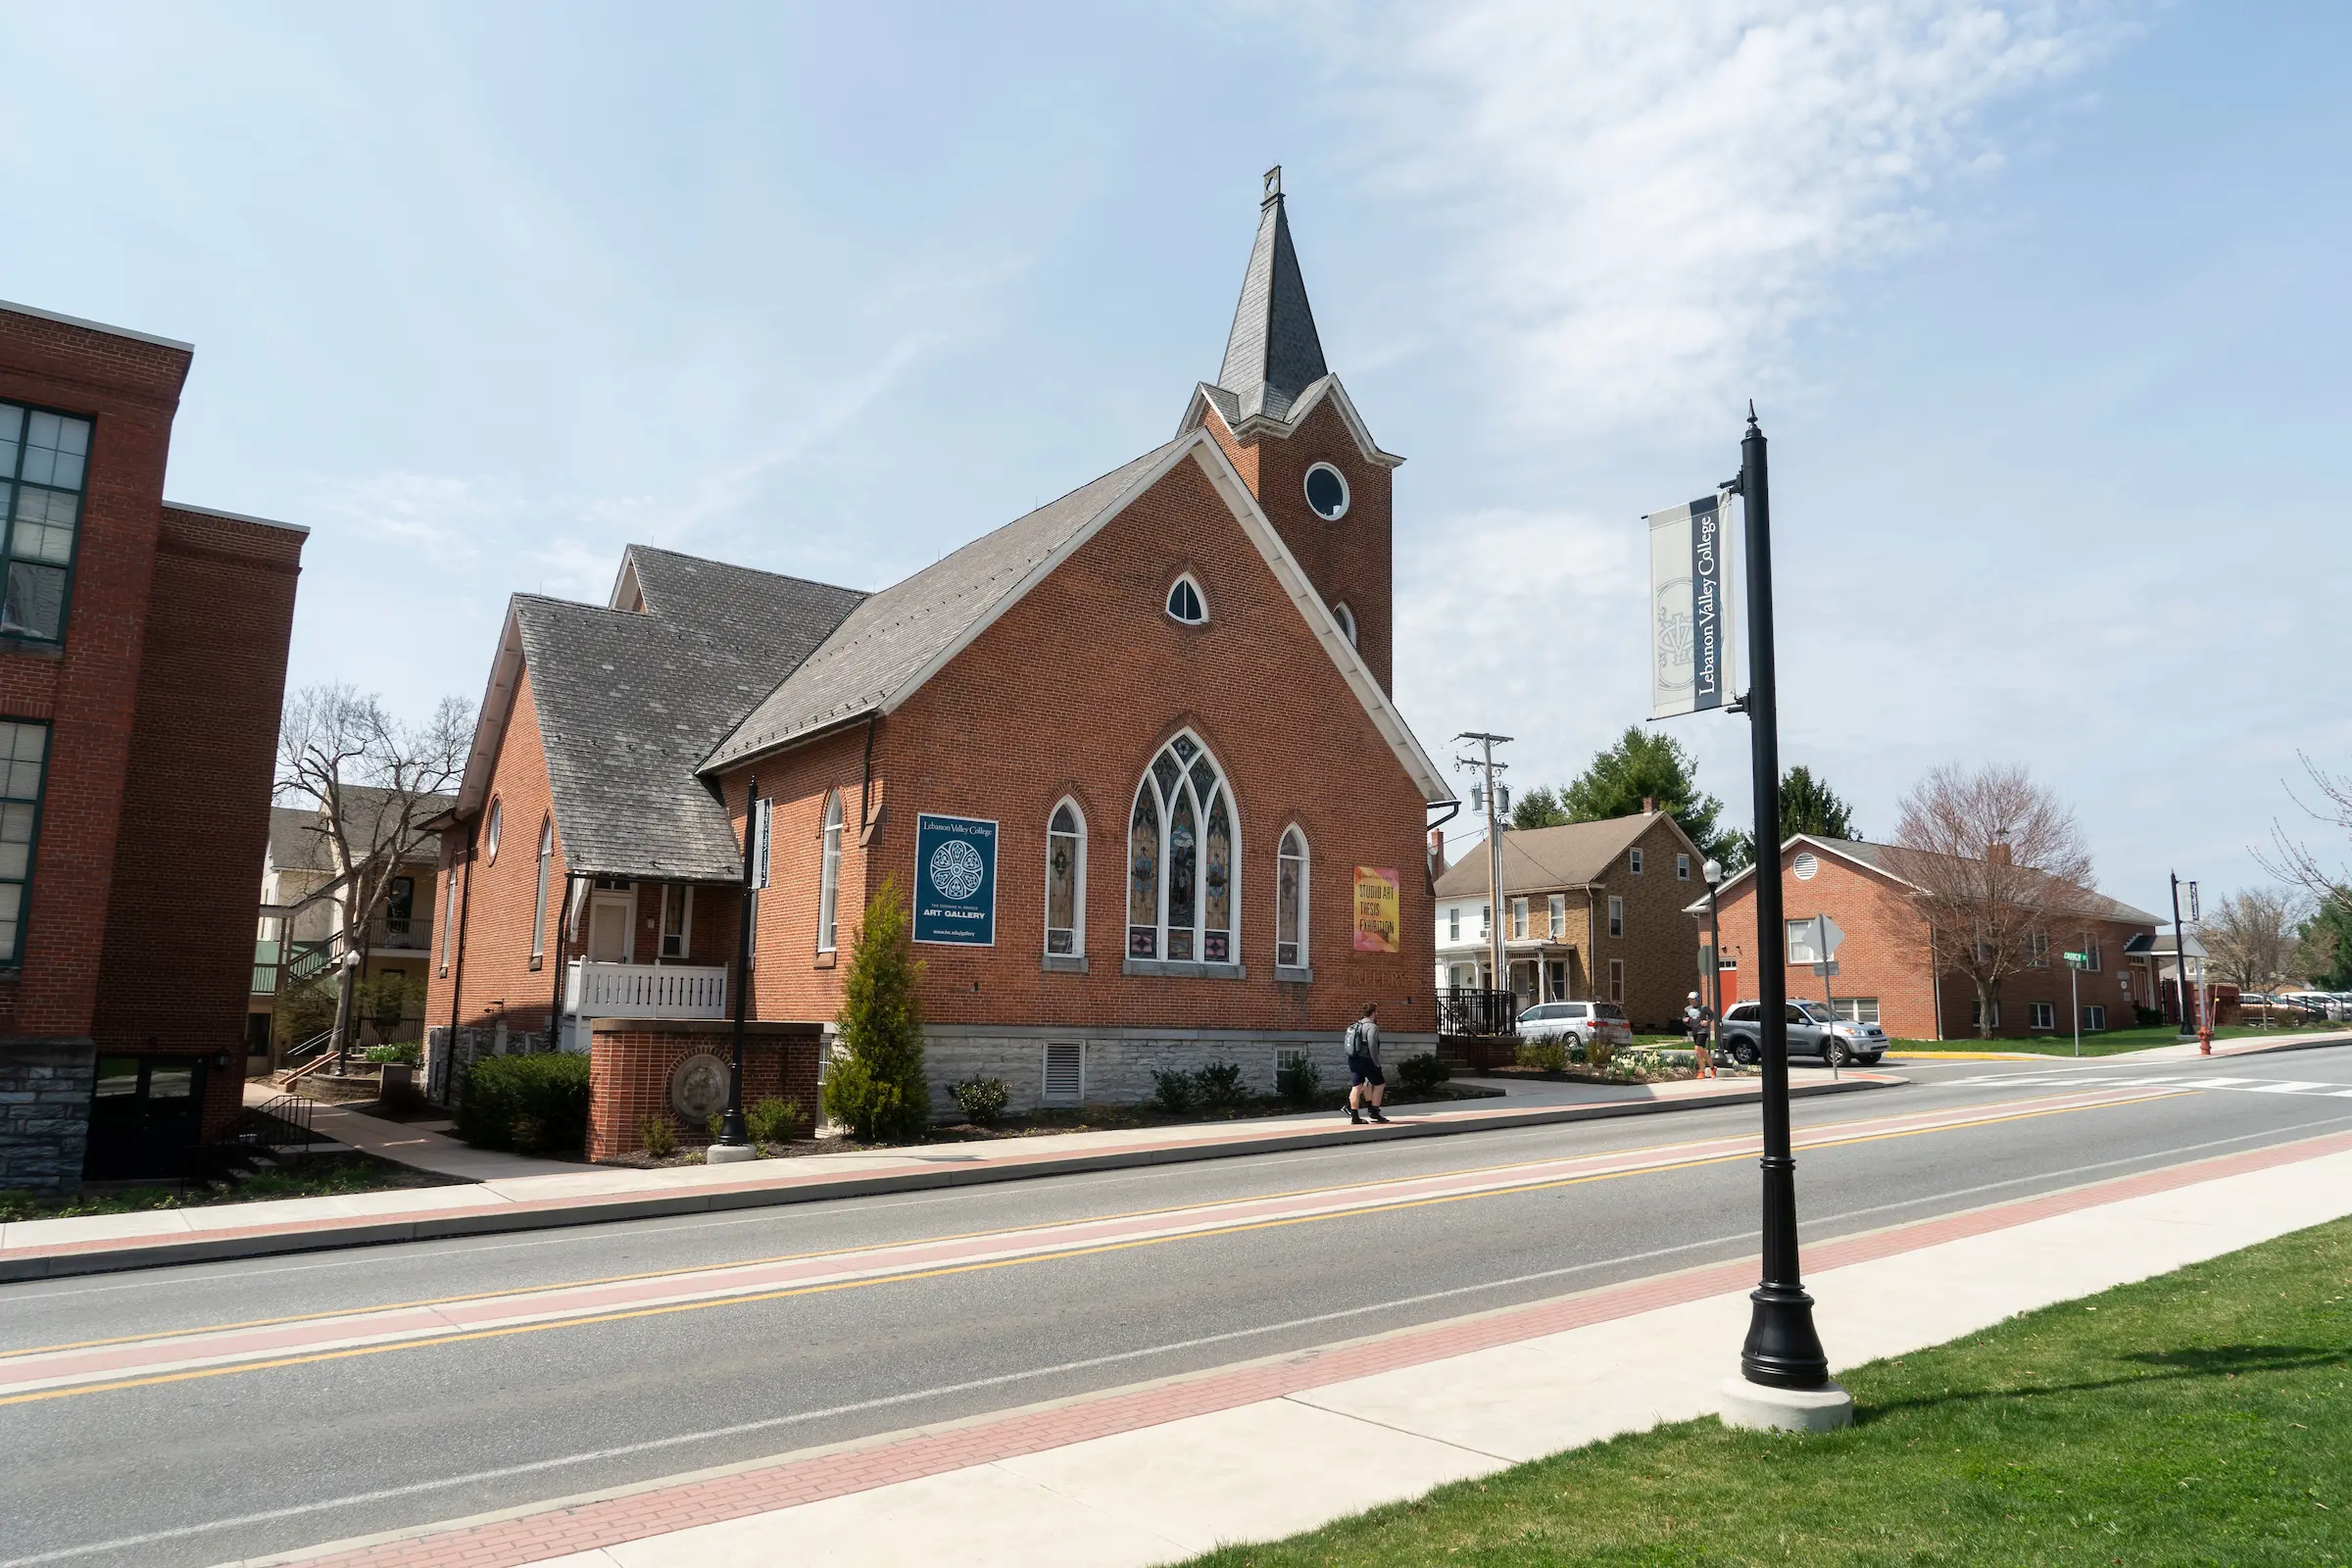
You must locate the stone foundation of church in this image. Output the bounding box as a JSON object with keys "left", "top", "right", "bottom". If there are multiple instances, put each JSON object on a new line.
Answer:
{"left": 915, "top": 1024, "right": 1440, "bottom": 1116}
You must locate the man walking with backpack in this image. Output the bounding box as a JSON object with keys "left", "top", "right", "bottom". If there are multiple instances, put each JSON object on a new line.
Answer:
{"left": 1346, "top": 1002, "right": 1387, "bottom": 1124}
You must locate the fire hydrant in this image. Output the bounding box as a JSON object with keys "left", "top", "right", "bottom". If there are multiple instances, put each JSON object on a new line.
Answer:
{"left": 2198, "top": 1027, "right": 2212, "bottom": 1056}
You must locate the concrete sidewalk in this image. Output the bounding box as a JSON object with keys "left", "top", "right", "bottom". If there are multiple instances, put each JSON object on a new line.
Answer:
{"left": 0, "top": 1071, "right": 1892, "bottom": 1282}
{"left": 245, "top": 1123, "right": 2352, "bottom": 1568}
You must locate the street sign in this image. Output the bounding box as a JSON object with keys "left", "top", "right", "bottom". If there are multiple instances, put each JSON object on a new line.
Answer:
{"left": 2063, "top": 951, "right": 2088, "bottom": 966}
{"left": 1811, "top": 961, "right": 1839, "bottom": 978}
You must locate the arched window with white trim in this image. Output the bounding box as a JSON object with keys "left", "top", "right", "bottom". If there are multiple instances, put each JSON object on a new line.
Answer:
{"left": 1332, "top": 603, "right": 1356, "bottom": 646}
{"left": 1165, "top": 574, "right": 1206, "bottom": 624}
{"left": 1277, "top": 826, "right": 1308, "bottom": 969}
{"left": 817, "top": 789, "right": 843, "bottom": 953}
{"left": 1046, "top": 800, "right": 1085, "bottom": 956}
{"left": 1127, "top": 731, "right": 1236, "bottom": 964}
{"left": 530, "top": 815, "right": 553, "bottom": 964}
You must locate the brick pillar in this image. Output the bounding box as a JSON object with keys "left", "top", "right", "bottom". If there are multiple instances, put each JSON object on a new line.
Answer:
{"left": 586, "top": 1020, "right": 821, "bottom": 1161}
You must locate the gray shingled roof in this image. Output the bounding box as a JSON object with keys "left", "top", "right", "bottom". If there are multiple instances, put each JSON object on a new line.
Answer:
{"left": 1214, "top": 184, "right": 1329, "bottom": 424}
{"left": 1689, "top": 836, "right": 2164, "bottom": 927}
{"left": 705, "top": 437, "right": 1188, "bottom": 770}
{"left": 1433, "top": 815, "right": 1670, "bottom": 900}
{"left": 269, "top": 789, "right": 456, "bottom": 875}
{"left": 518, "top": 550, "right": 865, "bottom": 881}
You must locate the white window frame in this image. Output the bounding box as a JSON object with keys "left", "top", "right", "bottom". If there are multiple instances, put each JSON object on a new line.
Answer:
{"left": 439, "top": 865, "right": 459, "bottom": 976}
{"left": 1480, "top": 903, "right": 1491, "bottom": 939}
{"left": 1046, "top": 797, "right": 1087, "bottom": 958}
{"left": 817, "top": 789, "right": 843, "bottom": 953}
{"left": 1608, "top": 895, "right": 1624, "bottom": 938}
{"left": 1332, "top": 601, "right": 1356, "bottom": 646}
{"left": 1608, "top": 957, "right": 1625, "bottom": 1003}
{"left": 530, "top": 816, "right": 553, "bottom": 966}
{"left": 2028, "top": 1001, "right": 2055, "bottom": 1032}
{"left": 2083, "top": 1004, "right": 2107, "bottom": 1031}
{"left": 1276, "top": 825, "right": 1309, "bottom": 969}
{"left": 2028, "top": 933, "right": 2050, "bottom": 967}
{"left": 1829, "top": 997, "right": 1881, "bottom": 1025}
{"left": 1629, "top": 847, "right": 1643, "bottom": 875}
{"left": 1676, "top": 854, "right": 1690, "bottom": 880}
{"left": 1302, "top": 461, "right": 1351, "bottom": 520}
{"left": 484, "top": 799, "right": 502, "bottom": 864}
{"left": 660, "top": 884, "right": 693, "bottom": 960}
{"left": 1447, "top": 905, "right": 1460, "bottom": 942}
{"left": 1124, "top": 730, "right": 1241, "bottom": 965}
{"left": 1548, "top": 893, "right": 1565, "bottom": 938}
{"left": 1973, "top": 998, "right": 2002, "bottom": 1028}
{"left": 2082, "top": 941, "right": 2102, "bottom": 972}
{"left": 1165, "top": 573, "right": 1207, "bottom": 625}
{"left": 1510, "top": 897, "right": 1528, "bottom": 939}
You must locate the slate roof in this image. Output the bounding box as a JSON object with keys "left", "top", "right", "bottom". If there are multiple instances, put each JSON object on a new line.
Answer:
{"left": 268, "top": 789, "right": 456, "bottom": 874}
{"left": 516, "top": 551, "right": 866, "bottom": 882}
{"left": 705, "top": 437, "right": 1189, "bottom": 770}
{"left": 1211, "top": 179, "right": 1329, "bottom": 425}
{"left": 1689, "top": 835, "right": 2164, "bottom": 927}
{"left": 1432, "top": 815, "right": 1674, "bottom": 901}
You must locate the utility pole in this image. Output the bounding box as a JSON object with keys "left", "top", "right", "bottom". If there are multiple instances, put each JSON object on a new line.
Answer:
{"left": 2170, "top": 871, "right": 2193, "bottom": 1038}
{"left": 1455, "top": 733, "right": 1512, "bottom": 1014}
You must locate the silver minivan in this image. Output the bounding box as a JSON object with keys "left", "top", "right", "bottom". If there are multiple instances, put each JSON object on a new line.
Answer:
{"left": 1516, "top": 1001, "right": 1635, "bottom": 1053}
{"left": 1717, "top": 1000, "right": 1886, "bottom": 1067}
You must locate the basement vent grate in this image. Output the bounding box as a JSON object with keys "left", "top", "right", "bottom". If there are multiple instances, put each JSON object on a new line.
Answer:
{"left": 1043, "top": 1042, "right": 1085, "bottom": 1104}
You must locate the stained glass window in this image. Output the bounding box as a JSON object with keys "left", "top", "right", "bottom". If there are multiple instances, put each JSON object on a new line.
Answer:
{"left": 1127, "top": 731, "right": 1237, "bottom": 967}
{"left": 1277, "top": 827, "right": 1306, "bottom": 969}
{"left": 817, "top": 790, "right": 844, "bottom": 952}
{"left": 1047, "top": 801, "right": 1082, "bottom": 956}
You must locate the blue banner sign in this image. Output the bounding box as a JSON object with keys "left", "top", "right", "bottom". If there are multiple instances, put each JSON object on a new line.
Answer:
{"left": 913, "top": 812, "right": 998, "bottom": 946}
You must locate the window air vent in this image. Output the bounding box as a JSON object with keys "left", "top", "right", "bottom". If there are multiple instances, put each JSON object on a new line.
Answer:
{"left": 1043, "top": 1042, "right": 1085, "bottom": 1104}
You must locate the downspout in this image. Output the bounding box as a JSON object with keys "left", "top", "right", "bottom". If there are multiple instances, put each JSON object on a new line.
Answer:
{"left": 1587, "top": 889, "right": 1598, "bottom": 1003}
{"left": 858, "top": 714, "right": 877, "bottom": 835}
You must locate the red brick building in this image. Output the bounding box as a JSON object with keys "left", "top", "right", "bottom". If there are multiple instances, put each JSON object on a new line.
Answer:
{"left": 1690, "top": 835, "right": 2160, "bottom": 1041}
{"left": 0, "top": 300, "right": 305, "bottom": 1191}
{"left": 426, "top": 172, "right": 1451, "bottom": 1152}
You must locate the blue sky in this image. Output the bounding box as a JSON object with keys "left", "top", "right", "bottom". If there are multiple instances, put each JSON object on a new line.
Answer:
{"left": 3, "top": 2, "right": 2343, "bottom": 918}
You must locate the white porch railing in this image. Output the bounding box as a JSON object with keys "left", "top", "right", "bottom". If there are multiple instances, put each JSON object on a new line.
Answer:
{"left": 564, "top": 960, "right": 728, "bottom": 1020}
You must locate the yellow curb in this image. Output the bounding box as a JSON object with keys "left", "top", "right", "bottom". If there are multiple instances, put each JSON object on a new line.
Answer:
{"left": 1884, "top": 1051, "right": 2045, "bottom": 1060}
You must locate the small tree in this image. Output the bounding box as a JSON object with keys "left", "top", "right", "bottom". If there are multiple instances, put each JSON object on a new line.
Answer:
{"left": 2297, "top": 901, "right": 2352, "bottom": 989}
{"left": 2203, "top": 888, "right": 2305, "bottom": 1002}
{"left": 357, "top": 970, "right": 421, "bottom": 1046}
{"left": 823, "top": 877, "right": 930, "bottom": 1142}
{"left": 1884, "top": 763, "right": 2096, "bottom": 1040}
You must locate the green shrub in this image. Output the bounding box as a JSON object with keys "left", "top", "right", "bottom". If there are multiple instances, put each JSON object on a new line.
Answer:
{"left": 949, "top": 1078, "right": 1009, "bottom": 1127}
{"left": 1515, "top": 1038, "right": 1569, "bottom": 1073}
{"left": 1150, "top": 1065, "right": 1199, "bottom": 1113}
{"left": 273, "top": 974, "right": 338, "bottom": 1048}
{"left": 457, "top": 1052, "right": 590, "bottom": 1154}
{"left": 1194, "top": 1060, "right": 1248, "bottom": 1109}
{"left": 363, "top": 1041, "right": 419, "bottom": 1065}
{"left": 1275, "top": 1054, "right": 1322, "bottom": 1106}
{"left": 747, "top": 1097, "right": 802, "bottom": 1145}
{"left": 2135, "top": 1005, "right": 2164, "bottom": 1028}
{"left": 1397, "top": 1053, "right": 1450, "bottom": 1094}
{"left": 638, "top": 1112, "right": 679, "bottom": 1158}
{"left": 822, "top": 879, "right": 931, "bottom": 1142}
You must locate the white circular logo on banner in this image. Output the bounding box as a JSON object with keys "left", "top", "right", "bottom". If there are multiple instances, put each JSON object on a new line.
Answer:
{"left": 1792, "top": 852, "right": 1819, "bottom": 881}
{"left": 1655, "top": 578, "right": 1693, "bottom": 692}
{"left": 929, "top": 838, "right": 986, "bottom": 902}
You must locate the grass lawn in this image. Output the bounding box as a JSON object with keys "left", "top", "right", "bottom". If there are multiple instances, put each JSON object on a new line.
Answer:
{"left": 1889, "top": 1022, "right": 2343, "bottom": 1058}
{"left": 1187, "top": 1216, "right": 2352, "bottom": 1566}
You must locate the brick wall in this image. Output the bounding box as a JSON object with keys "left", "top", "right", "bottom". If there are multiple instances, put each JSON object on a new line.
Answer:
{"left": 1582, "top": 814, "right": 1707, "bottom": 1031}
{"left": 586, "top": 1021, "right": 820, "bottom": 1160}
{"left": 93, "top": 506, "right": 302, "bottom": 1141}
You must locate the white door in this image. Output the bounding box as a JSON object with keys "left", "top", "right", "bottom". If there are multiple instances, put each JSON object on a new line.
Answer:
{"left": 587, "top": 894, "right": 630, "bottom": 962}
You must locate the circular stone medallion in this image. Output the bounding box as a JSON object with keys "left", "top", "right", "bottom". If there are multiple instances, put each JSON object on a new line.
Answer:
{"left": 669, "top": 1052, "right": 731, "bottom": 1122}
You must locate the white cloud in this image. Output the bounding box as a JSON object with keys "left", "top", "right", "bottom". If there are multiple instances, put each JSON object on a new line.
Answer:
{"left": 1310, "top": 0, "right": 2123, "bottom": 431}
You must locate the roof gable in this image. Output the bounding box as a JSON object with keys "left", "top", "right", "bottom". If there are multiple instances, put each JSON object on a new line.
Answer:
{"left": 1433, "top": 813, "right": 1690, "bottom": 899}
{"left": 1685, "top": 834, "right": 2162, "bottom": 926}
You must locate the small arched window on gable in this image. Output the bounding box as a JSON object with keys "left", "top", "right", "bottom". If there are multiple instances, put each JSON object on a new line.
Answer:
{"left": 817, "top": 790, "right": 844, "bottom": 954}
{"left": 1277, "top": 827, "right": 1309, "bottom": 971}
{"left": 1046, "top": 800, "right": 1085, "bottom": 957}
{"left": 1165, "top": 574, "right": 1206, "bottom": 625}
{"left": 1332, "top": 603, "right": 1356, "bottom": 646}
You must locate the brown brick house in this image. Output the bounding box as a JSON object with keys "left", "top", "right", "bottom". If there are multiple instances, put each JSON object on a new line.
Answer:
{"left": 426, "top": 172, "right": 1453, "bottom": 1153}
{"left": 1690, "top": 835, "right": 2161, "bottom": 1041}
{"left": 1431, "top": 810, "right": 1706, "bottom": 1032}
{"left": 0, "top": 300, "right": 305, "bottom": 1191}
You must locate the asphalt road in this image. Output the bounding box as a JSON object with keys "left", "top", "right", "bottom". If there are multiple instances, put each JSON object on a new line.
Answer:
{"left": 8, "top": 1045, "right": 2351, "bottom": 1568}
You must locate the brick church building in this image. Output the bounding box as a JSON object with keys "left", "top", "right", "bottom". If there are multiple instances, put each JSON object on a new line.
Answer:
{"left": 426, "top": 172, "right": 1450, "bottom": 1153}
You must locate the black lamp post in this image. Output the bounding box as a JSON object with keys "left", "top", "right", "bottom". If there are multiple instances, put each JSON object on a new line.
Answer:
{"left": 717, "top": 773, "right": 760, "bottom": 1152}
{"left": 1727, "top": 409, "right": 1832, "bottom": 1395}
{"left": 1703, "top": 857, "right": 1724, "bottom": 1038}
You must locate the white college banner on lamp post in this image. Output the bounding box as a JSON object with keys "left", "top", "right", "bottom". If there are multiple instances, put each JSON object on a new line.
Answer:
{"left": 1645, "top": 493, "right": 1737, "bottom": 720}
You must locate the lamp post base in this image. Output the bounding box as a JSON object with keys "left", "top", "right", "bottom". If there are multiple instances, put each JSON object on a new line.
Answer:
{"left": 1719, "top": 1375, "right": 1853, "bottom": 1434}
{"left": 706, "top": 1143, "right": 759, "bottom": 1164}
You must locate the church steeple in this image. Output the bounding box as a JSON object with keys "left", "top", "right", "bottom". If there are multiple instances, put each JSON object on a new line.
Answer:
{"left": 1213, "top": 167, "right": 1329, "bottom": 423}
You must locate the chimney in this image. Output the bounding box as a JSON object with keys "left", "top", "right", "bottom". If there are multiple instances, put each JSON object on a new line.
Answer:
{"left": 1988, "top": 839, "right": 2013, "bottom": 865}
{"left": 1642, "top": 797, "right": 1656, "bottom": 814}
{"left": 1427, "top": 827, "right": 1447, "bottom": 878}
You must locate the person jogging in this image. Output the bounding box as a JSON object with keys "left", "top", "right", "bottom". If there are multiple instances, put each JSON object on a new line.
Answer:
{"left": 1345, "top": 1002, "right": 1387, "bottom": 1124}
{"left": 1685, "top": 991, "right": 1718, "bottom": 1079}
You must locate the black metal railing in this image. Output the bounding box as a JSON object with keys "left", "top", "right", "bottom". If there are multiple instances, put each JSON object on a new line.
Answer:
{"left": 230, "top": 1093, "right": 318, "bottom": 1151}
{"left": 1438, "top": 987, "right": 1518, "bottom": 1038}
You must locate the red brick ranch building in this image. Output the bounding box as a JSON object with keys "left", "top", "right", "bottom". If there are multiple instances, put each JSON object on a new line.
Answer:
{"left": 1690, "top": 835, "right": 2161, "bottom": 1042}
{"left": 425, "top": 173, "right": 1451, "bottom": 1155}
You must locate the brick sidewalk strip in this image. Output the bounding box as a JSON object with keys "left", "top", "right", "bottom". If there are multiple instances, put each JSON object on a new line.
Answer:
{"left": 0, "top": 1087, "right": 2144, "bottom": 1398}
{"left": 270, "top": 1125, "right": 2352, "bottom": 1568}
{"left": 0, "top": 1076, "right": 1902, "bottom": 1283}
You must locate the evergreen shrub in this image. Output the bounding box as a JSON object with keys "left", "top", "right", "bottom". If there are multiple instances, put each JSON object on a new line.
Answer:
{"left": 1275, "top": 1054, "right": 1322, "bottom": 1106}
{"left": 1397, "top": 1053, "right": 1450, "bottom": 1094}
{"left": 458, "top": 1052, "right": 590, "bottom": 1154}
{"left": 949, "top": 1078, "right": 1009, "bottom": 1127}
{"left": 822, "top": 878, "right": 930, "bottom": 1142}
{"left": 1515, "top": 1039, "right": 1570, "bottom": 1072}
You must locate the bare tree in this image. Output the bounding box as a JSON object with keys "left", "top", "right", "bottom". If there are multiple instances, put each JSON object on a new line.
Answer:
{"left": 2262, "top": 754, "right": 2352, "bottom": 904}
{"left": 277, "top": 685, "right": 472, "bottom": 1068}
{"left": 1883, "top": 764, "right": 2097, "bottom": 1040}
{"left": 2202, "top": 887, "right": 2306, "bottom": 1004}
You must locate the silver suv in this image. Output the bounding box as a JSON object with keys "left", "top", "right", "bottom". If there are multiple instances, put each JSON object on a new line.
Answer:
{"left": 1718, "top": 1000, "right": 1886, "bottom": 1067}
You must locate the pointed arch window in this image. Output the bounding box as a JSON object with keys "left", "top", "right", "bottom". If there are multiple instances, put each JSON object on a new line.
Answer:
{"left": 1127, "top": 732, "right": 1236, "bottom": 964}
{"left": 1046, "top": 800, "right": 1085, "bottom": 956}
{"left": 1277, "top": 826, "right": 1308, "bottom": 969}
{"left": 1332, "top": 603, "right": 1356, "bottom": 646}
{"left": 817, "top": 789, "right": 843, "bottom": 953}
{"left": 1165, "top": 574, "right": 1206, "bottom": 625}
{"left": 530, "top": 816, "right": 553, "bottom": 965}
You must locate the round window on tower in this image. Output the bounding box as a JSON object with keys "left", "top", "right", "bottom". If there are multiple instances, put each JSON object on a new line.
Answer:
{"left": 1303, "top": 462, "right": 1349, "bottom": 521}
